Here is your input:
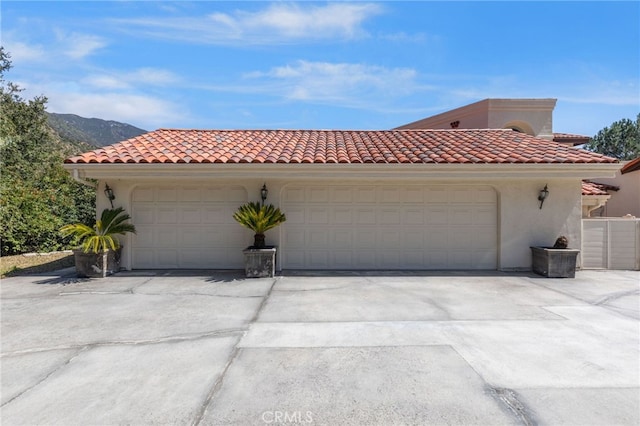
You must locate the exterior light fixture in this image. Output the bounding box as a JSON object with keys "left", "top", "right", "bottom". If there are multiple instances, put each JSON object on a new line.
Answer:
{"left": 104, "top": 183, "right": 115, "bottom": 208}
{"left": 260, "top": 183, "right": 268, "bottom": 205}
{"left": 538, "top": 184, "right": 549, "bottom": 209}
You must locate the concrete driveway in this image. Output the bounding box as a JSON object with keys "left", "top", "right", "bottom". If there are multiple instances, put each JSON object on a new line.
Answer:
{"left": 1, "top": 268, "right": 638, "bottom": 425}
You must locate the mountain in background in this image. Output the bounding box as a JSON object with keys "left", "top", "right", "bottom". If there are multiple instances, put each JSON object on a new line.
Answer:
{"left": 46, "top": 112, "right": 147, "bottom": 148}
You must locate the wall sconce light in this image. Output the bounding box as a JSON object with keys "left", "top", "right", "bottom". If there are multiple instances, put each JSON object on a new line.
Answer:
{"left": 538, "top": 184, "right": 549, "bottom": 209}
{"left": 260, "top": 183, "right": 268, "bottom": 205}
{"left": 104, "top": 183, "right": 115, "bottom": 208}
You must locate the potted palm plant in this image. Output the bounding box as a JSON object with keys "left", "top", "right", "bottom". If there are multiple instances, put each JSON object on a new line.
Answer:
{"left": 60, "top": 207, "right": 136, "bottom": 278}
{"left": 233, "top": 201, "right": 286, "bottom": 277}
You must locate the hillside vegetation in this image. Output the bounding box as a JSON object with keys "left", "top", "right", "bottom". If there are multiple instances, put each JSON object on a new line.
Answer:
{"left": 0, "top": 47, "right": 96, "bottom": 256}
{"left": 47, "top": 112, "right": 146, "bottom": 147}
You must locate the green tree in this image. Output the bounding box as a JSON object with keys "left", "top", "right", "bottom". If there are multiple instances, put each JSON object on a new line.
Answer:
{"left": 0, "top": 47, "right": 95, "bottom": 255}
{"left": 585, "top": 114, "right": 640, "bottom": 160}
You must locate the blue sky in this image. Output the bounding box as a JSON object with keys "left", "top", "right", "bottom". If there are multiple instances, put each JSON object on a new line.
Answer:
{"left": 3, "top": 1, "right": 638, "bottom": 136}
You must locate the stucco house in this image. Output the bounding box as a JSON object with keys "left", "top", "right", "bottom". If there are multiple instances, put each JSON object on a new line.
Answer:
{"left": 395, "top": 98, "right": 590, "bottom": 147}
{"left": 64, "top": 125, "right": 619, "bottom": 272}
{"left": 584, "top": 157, "right": 640, "bottom": 218}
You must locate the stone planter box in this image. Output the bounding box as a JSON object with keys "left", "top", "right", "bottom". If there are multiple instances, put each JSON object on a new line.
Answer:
{"left": 73, "top": 248, "right": 121, "bottom": 278}
{"left": 242, "top": 247, "right": 276, "bottom": 278}
{"left": 530, "top": 246, "right": 580, "bottom": 278}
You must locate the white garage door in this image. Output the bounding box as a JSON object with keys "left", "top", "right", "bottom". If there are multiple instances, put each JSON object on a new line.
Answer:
{"left": 281, "top": 185, "right": 497, "bottom": 270}
{"left": 131, "top": 185, "right": 249, "bottom": 269}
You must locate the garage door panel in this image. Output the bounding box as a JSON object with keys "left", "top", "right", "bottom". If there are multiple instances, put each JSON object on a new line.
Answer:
{"left": 308, "top": 188, "right": 329, "bottom": 203}
{"left": 354, "top": 187, "right": 376, "bottom": 202}
{"left": 474, "top": 208, "right": 496, "bottom": 225}
{"left": 307, "top": 251, "right": 330, "bottom": 268}
{"left": 181, "top": 188, "right": 202, "bottom": 202}
{"left": 355, "top": 209, "right": 376, "bottom": 224}
{"left": 476, "top": 188, "right": 497, "bottom": 203}
{"left": 133, "top": 226, "right": 154, "bottom": 247}
{"left": 331, "top": 229, "right": 352, "bottom": 246}
{"left": 403, "top": 231, "right": 423, "bottom": 249}
{"left": 354, "top": 228, "right": 377, "bottom": 247}
{"left": 180, "top": 228, "right": 202, "bottom": 246}
{"left": 404, "top": 209, "right": 424, "bottom": 225}
{"left": 133, "top": 188, "right": 154, "bottom": 202}
{"left": 281, "top": 185, "right": 497, "bottom": 270}
{"left": 379, "top": 187, "right": 400, "bottom": 203}
{"left": 157, "top": 188, "right": 178, "bottom": 202}
{"left": 355, "top": 251, "right": 376, "bottom": 268}
{"left": 332, "top": 209, "right": 353, "bottom": 224}
{"left": 157, "top": 208, "right": 178, "bottom": 224}
{"left": 449, "top": 229, "right": 472, "bottom": 248}
{"left": 475, "top": 250, "right": 498, "bottom": 269}
{"left": 426, "top": 207, "right": 448, "bottom": 225}
{"left": 427, "top": 229, "right": 448, "bottom": 247}
{"left": 286, "top": 207, "right": 305, "bottom": 224}
{"left": 378, "top": 252, "right": 401, "bottom": 268}
{"left": 332, "top": 251, "right": 353, "bottom": 268}
{"left": 157, "top": 229, "right": 178, "bottom": 247}
{"left": 404, "top": 251, "right": 425, "bottom": 268}
{"left": 308, "top": 208, "right": 329, "bottom": 224}
{"left": 379, "top": 230, "right": 401, "bottom": 248}
{"left": 180, "top": 207, "right": 202, "bottom": 224}
{"left": 379, "top": 209, "right": 400, "bottom": 225}
{"left": 403, "top": 187, "right": 424, "bottom": 203}
{"left": 425, "top": 251, "right": 448, "bottom": 268}
{"left": 133, "top": 206, "right": 155, "bottom": 224}
{"left": 450, "top": 251, "right": 473, "bottom": 268}
{"left": 426, "top": 188, "right": 448, "bottom": 202}
{"left": 156, "top": 249, "right": 179, "bottom": 267}
{"left": 331, "top": 188, "right": 353, "bottom": 203}
{"left": 284, "top": 227, "right": 306, "bottom": 247}
{"left": 308, "top": 230, "right": 329, "bottom": 248}
{"left": 450, "top": 209, "right": 472, "bottom": 225}
{"left": 132, "top": 185, "right": 247, "bottom": 269}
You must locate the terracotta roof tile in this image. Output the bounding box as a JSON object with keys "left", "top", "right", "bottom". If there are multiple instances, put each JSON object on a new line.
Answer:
{"left": 582, "top": 180, "right": 619, "bottom": 196}
{"left": 621, "top": 157, "right": 640, "bottom": 174}
{"left": 65, "top": 129, "right": 619, "bottom": 165}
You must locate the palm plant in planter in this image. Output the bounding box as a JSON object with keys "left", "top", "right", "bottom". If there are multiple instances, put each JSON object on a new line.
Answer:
{"left": 233, "top": 202, "right": 286, "bottom": 277}
{"left": 60, "top": 207, "right": 136, "bottom": 278}
{"left": 233, "top": 201, "right": 286, "bottom": 248}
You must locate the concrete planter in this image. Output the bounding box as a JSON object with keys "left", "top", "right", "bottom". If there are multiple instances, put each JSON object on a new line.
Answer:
{"left": 73, "top": 248, "right": 122, "bottom": 278}
{"left": 530, "top": 246, "right": 580, "bottom": 278}
{"left": 242, "top": 247, "right": 276, "bottom": 278}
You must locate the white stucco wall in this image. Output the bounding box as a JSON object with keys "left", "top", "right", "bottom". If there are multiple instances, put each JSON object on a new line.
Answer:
{"left": 496, "top": 179, "right": 583, "bottom": 269}
{"left": 396, "top": 99, "right": 556, "bottom": 139}
{"left": 97, "top": 177, "right": 583, "bottom": 272}
{"left": 596, "top": 171, "right": 640, "bottom": 218}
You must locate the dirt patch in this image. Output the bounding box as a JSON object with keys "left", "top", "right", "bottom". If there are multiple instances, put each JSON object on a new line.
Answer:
{"left": 1, "top": 252, "right": 75, "bottom": 277}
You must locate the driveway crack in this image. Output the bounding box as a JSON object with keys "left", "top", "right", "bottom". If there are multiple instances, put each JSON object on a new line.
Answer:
{"left": 594, "top": 289, "right": 640, "bottom": 306}
{"left": 488, "top": 386, "right": 538, "bottom": 426}
{"left": 191, "top": 276, "right": 278, "bottom": 426}
{"left": 1, "top": 347, "right": 88, "bottom": 408}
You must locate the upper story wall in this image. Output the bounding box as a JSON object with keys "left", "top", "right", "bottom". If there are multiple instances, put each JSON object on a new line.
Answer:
{"left": 396, "top": 98, "right": 557, "bottom": 139}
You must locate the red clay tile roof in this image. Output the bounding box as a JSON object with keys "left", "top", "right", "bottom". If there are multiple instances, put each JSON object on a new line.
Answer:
{"left": 553, "top": 133, "right": 590, "bottom": 145}
{"left": 65, "top": 129, "right": 618, "bottom": 165}
{"left": 621, "top": 157, "right": 640, "bottom": 174}
{"left": 582, "top": 181, "right": 619, "bottom": 196}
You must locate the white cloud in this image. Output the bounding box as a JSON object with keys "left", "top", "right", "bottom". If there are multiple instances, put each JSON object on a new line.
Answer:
{"left": 113, "top": 3, "right": 382, "bottom": 45}
{"left": 239, "top": 3, "right": 380, "bottom": 38}
{"left": 55, "top": 30, "right": 107, "bottom": 59}
{"left": 47, "top": 92, "right": 183, "bottom": 129}
{"left": 246, "top": 61, "right": 420, "bottom": 106}
{"left": 2, "top": 40, "right": 46, "bottom": 63}
{"left": 83, "top": 68, "right": 180, "bottom": 89}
